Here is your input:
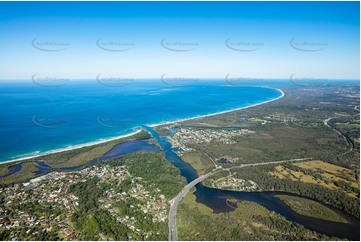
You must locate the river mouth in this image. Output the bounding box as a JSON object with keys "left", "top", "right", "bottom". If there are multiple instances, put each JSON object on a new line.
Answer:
{"left": 143, "top": 126, "right": 360, "bottom": 241}
{"left": 0, "top": 82, "right": 282, "bottom": 163}
{"left": 2, "top": 126, "right": 359, "bottom": 240}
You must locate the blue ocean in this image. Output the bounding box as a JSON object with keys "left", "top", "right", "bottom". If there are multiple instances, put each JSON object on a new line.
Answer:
{"left": 0, "top": 80, "right": 282, "bottom": 162}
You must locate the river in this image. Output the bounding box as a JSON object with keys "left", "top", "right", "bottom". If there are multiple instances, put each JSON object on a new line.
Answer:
{"left": 143, "top": 126, "right": 360, "bottom": 240}
{"left": 1, "top": 127, "right": 359, "bottom": 240}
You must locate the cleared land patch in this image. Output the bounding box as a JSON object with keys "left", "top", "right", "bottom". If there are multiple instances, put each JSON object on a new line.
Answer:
{"left": 270, "top": 160, "right": 359, "bottom": 198}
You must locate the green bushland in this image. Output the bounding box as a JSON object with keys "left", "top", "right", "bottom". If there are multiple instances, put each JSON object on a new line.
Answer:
{"left": 101, "top": 152, "right": 187, "bottom": 200}
{"left": 0, "top": 166, "right": 10, "bottom": 176}
{"left": 275, "top": 195, "right": 348, "bottom": 223}
{"left": 181, "top": 151, "right": 214, "bottom": 176}
{"left": 281, "top": 162, "right": 359, "bottom": 197}
{"left": 185, "top": 123, "right": 344, "bottom": 169}
{"left": 0, "top": 224, "right": 60, "bottom": 241}
{"left": 69, "top": 176, "right": 132, "bottom": 240}
{"left": 177, "top": 189, "right": 337, "bottom": 241}
{"left": 43, "top": 130, "right": 151, "bottom": 167}
{"left": 0, "top": 162, "right": 38, "bottom": 185}
{"left": 330, "top": 118, "right": 360, "bottom": 146}
{"left": 179, "top": 85, "right": 360, "bottom": 169}
{"left": 69, "top": 152, "right": 186, "bottom": 240}
{"left": 223, "top": 165, "right": 359, "bottom": 218}
{"left": 154, "top": 126, "right": 170, "bottom": 136}
{"left": 0, "top": 130, "right": 151, "bottom": 185}
{"left": 0, "top": 190, "right": 62, "bottom": 240}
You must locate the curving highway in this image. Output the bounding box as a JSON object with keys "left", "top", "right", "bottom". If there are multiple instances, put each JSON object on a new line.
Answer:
{"left": 168, "top": 157, "right": 312, "bottom": 241}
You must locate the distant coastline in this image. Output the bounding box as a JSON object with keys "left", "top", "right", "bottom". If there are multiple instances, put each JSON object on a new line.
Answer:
{"left": 0, "top": 87, "right": 284, "bottom": 165}
{"left": 149, "top": 87, "right": 284, "bottom": 127}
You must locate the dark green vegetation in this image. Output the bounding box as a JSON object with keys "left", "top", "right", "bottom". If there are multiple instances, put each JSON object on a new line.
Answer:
{"left": 0, "top": 189, "right": 63, "bottom": 240}
{"left": 181, "top": 150, "right": 215, "bottom": 175}
{"left": 100, "top": 152, "right": 186, "bottom": 200}
{"left": 0, "top": 130, "right": 150, "bottom": 185}
{"left": 154, "top": 126, "right": 170, "bottom": 136}
{"left": 271, "top": 161, "right": 359, "bottom": 198}
{"left": 275, "top": 195, "right": 347, "bottom": 223}
{"left": 41, "top": 130, "right": 151, "bottom": 167}
{"left": 1, "top": 83, "right": 359, "bottom": 240}
{"left": 69, "top": 177, "right": 133, "bottom": 240}
{"left": 0, "top": 225, "right": 60, "bottom": 241}
{"left": 0, "top": 162, "right": 39, "bottom": 186}
{"left": 175, "top": 84, "right": 359, "bottom": 169}
{"left": 177, "top": 189, "right": 337, "bottom": 241}
{"left": 163, "top": 83, "right": 360, "bottom": 239}
{"left": 0, "top": 151, "right": 186, "bottom": 241}
{"left": 182, "top": 122, "right": 343, "bottom": 168}
{"left": 214, "top": 164, "right": 359, "bottom": 218}
{"left": 69, "top": 152, "right": 186, "bottom": 240}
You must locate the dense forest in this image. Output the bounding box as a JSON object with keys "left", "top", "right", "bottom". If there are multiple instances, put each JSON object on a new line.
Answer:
{"left": 230, "top": 165, "right": 359, "bottom": 218}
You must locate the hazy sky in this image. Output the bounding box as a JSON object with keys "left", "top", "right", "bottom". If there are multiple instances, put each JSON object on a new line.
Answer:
{"left": 0, "top": 1, "right": 359, "bottom": 80}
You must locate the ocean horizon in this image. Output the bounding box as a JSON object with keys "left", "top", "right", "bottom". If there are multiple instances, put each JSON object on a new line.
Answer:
{"left": 0, "top": 79, "right": 356, "bottom": 163}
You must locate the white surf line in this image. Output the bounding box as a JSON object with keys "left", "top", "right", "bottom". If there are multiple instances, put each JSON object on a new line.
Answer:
{"left": 0, "top": 130, "right": 142, "bottom": 165}
{"left": 150, "top": 87, "right": 284, "bottom": 128}
{"left": 1, "top": 87, "right": 285, "bottom": 165}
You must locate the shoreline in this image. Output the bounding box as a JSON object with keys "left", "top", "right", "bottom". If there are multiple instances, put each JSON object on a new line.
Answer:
{"left": 149, "top": 87, "right": 284, "bottom": 127}
{"left": 0, "top": 130, "right": 142, "bottom": 165}
{"left": 0, "top": 87, "right": 284, "bottom": 165}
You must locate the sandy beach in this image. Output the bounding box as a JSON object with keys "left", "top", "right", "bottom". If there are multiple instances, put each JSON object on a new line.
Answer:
{"left": 0, "top": 87, "right": 284, "bottom": 165}
{"left": 0, "top": 130, "right": 143, "bottom": 165}
{"left": 149, "top": 87, "right": 285, "bottom": 127}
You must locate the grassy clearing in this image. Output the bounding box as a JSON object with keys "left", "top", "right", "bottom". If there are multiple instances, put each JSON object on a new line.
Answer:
{"left": 270, "top": 160, "right": 359, "bottom": 198}
{"left": 295, "top": 160, "right": 358, "bottom": 186}
{"left": 181, "top": 151, "right": 214, "bottom": 176}
{"left": 275, "top": 195, "right": 348, "bottom": 223}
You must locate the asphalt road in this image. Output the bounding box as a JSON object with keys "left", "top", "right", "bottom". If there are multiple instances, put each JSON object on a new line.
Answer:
{"left": 324, "top": 117, "right": 354, "bottom": 155}
{"left": 168, "top": 158, "right": 312, "bottom": 241}
{"left": 168, "top": 172, "right": 214, "bottom": 241}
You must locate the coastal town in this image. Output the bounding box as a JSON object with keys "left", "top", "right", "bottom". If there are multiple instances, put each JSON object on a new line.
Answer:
{"left": 204, "top": 174, "right": 261, "bottom": 192}
{"left": 0, "top": 163, "right": 168, "bottom": 240}
{"left": 169, "top": 128, "right": 256, "bottom": 152}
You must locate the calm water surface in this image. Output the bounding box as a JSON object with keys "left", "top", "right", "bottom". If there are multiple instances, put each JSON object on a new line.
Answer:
{"left": 144, "top": 126, "right": 360, "bottom": 240}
